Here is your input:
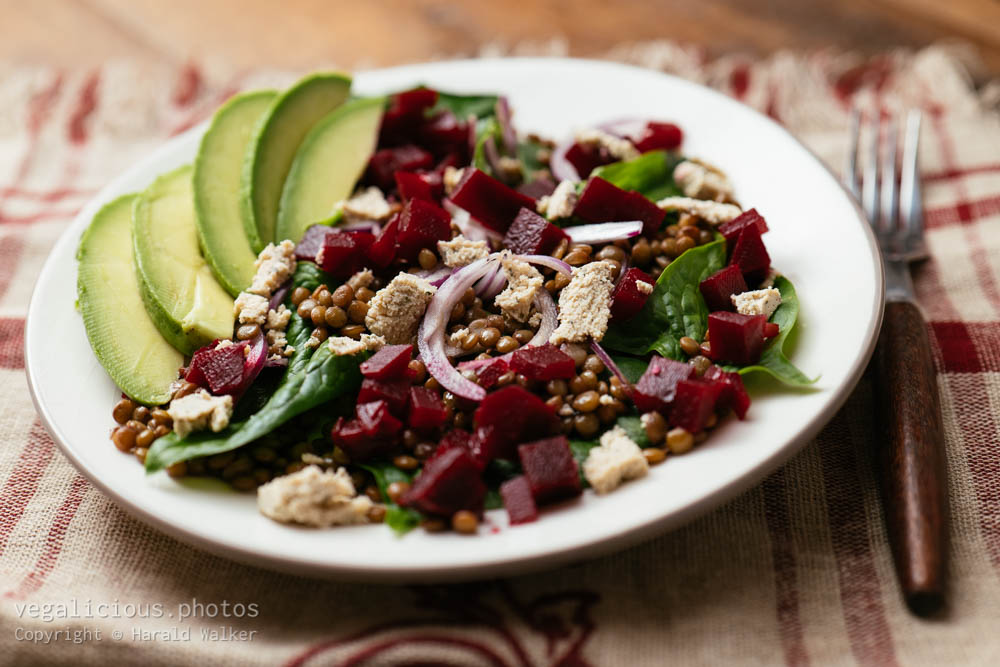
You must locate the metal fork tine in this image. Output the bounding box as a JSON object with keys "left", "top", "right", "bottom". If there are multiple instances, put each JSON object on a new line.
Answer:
{"left": 900, "top": 110, "right": 924, "bottom": 248}
{"left": 845, "top": 108, "right": 861, "bottom": 197}
{"left": 862, "top": 114, "right": 880, "bottom": 229}
{"left": 881, "top": 116, "right": 899, "bottom": 238}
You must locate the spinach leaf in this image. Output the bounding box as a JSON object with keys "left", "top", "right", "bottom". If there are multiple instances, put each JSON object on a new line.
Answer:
{"left": 432, "top": 91, "right": 499, "bottom": 120}
{"left": 360, "top": 462, "right": 422, "bottom": 535}
{"left": 517, "top": 136, "right": 551, "bottom": 182}
{"left": 592, "top": 150, "right": 683, "bottom": 201}
{"left": 569, "top": 439, "right": 600, "bottom": 486}
{"left": 472, "top": 117, "right": 502, "bottom": 175}
{"left": 292, "top": 261, "right": 337, "bottom": 294}
{"left": 615, "top": 415, "right": 652, "bottom": 448}
{"left": 603, "top": 239, "right": 727, "bottom": 360}
{"left": 609, "top": 354, "right": 649, "bottom": 384}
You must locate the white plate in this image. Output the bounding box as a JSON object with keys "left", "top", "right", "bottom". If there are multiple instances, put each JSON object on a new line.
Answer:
{"left": 26, "top": 58, "right": 883, "bottom": 582}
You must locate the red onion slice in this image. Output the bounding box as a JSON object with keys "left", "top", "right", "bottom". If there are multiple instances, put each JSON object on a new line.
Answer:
{"left": 263, "top": 357, "right": 289, "bottom": 368}
{"left": 515, "top": 254, "right": 572, "bottom": 276}
{"left": 589, "top": 340, "right": 631, "bottom": 391}
{"left": 550, "top": 138, "right": 581, "bottom": 182}
{"left": 456, "top": 287, "right": 558, "bottom": 372}
{"left": 340, "top": 219, "right": 382, "bottom": 235}
{"left": 442, "top": 199, "right": 504, "bottom": 246}
{"left": 566, "top": 221, "right": 643, "bottom": 244}
{"left": 268, "top": 280, "right": 291, "bottom": 312}
{"left": 416, "top": 265, "right": 454, "bottom": 287}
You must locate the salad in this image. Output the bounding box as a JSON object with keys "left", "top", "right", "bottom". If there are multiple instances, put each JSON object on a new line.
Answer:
{"left": 76, "top": 72, "right": 812, "bottom": 537}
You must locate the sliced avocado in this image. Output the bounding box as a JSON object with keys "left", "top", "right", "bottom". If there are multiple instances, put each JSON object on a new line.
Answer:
{"left": 240, "top": 72, "right": 352, "bottom": 251}
{"left": 133, "top": 165, "right": 234, "bottom": 356}
{"left": 276, "top": 96, "right": 385, "bottom": 244}
{"left": 77, "top": 195, "right": 184, "bottom": 405}
{"left": 194, "top": 90, "right": 277, "bottom": 296}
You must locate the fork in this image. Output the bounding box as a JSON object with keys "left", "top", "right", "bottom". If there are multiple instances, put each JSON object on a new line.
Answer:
{"left": 845, "top": 110, "right": 946, "bottom": 615}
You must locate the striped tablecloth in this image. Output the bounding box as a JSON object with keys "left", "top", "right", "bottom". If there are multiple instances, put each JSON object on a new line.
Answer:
{"left": 1, "top": 43, "right": 998, "bottom": 665}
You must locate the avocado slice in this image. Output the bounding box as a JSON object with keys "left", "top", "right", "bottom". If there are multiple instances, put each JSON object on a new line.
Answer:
{"left": 77, "top": 195, "right": 184, "bottom": 405}
{"left": 133, "top": 165, "right": 234, "bottom": 356}
{"left": 276, "top": 96, "right": 385, "bottom": 244}
{"left": 240, "top": 72, "right": 352, "bottom": 251}
{"left": 194, "top": 90, "right": 277, "bottom": 296}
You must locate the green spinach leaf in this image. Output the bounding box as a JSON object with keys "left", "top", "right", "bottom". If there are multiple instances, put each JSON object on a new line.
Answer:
{"left": 609, "top": 354, "right": 649, "bottom": 384}
{"left": 432, "top": 91, "right": 499, "bottom": 120}
{"left": 615, "top": 415, "right": 652, "bottom": 448}
{"left": 472, "top": 117, "right": 502, "bottom": 175}
{"left": 592, "top": 150, "right": 683, "bottom": 201}
{"left": 360, "top": 462, "right": 422, "bottom": 535}
{"left": 569, "top": 439, "right": 600, "bottom": 486}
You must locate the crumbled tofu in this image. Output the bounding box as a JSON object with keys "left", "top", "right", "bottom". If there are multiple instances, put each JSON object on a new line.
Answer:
{"left": 599, "top": 393, "right": 615, "bottom": 406}
{"left": 443, "top": 166, "right": 465, "bottom": 195}
{"left": 528, "top": 312, "right": 542, "bottom": 328}
{"left": 656, "top": 197, "right": 743, "bottom": 226}
{"left": 267, "top": 304, "right": 291, "bottom": 331}
{"left": 347, "top": 269, "right": 375, "bottom": 291}
{"left": 234, "top": 292, "right": 269, "bottom": 326}
{"left": 732, "top": 288, "right": 782, "bottom": 319}
{"left": 215, "top": 339, "right": 235, "bottom": 350}
{"left": 267, "top": 329, "right": 294, "bottom": 359}
{"left": 636, "top": 279, "right": 654, "bottom": 295}
{"left": 248, "top": 240, "right": 296, "bottom": 297}
{"left": 365, "top": 273, "right": 436, "bottom": 344}
{"left": 549, "top": 261, "right": 615, "bottom": 345}
{"left": 496, "top": 156, "right": 523, "bottom": 182}
{"left": 327, "top": 334, "right": 386, "bottom": 356}
{"left": 583, "top": 426, "right": 649, "bottom": 494}
{"left": 448, "top": 327, "right": 470, "bottom": 348}
{"left": 257, "top": 466, "right": 373, "bottom": 528}
{"left": 494, "top": 254, "right": 544, "bottom": 323}
{"left": 341, "top": 186, "right": 393, "bottom": 222}
{"left": 438, "top": 235, "right": 489, "bottom": 268}
{"left": 575, "top": 128, "right": 640, "bottom": 161}
{"left": 537, "top": 179, "right": 578, "bottom": 219}
{"left": 673, "top": 159, "right": 734, "bottom": 201}
{"left": 168, "top": 390, "right": 233, "bottom": 439}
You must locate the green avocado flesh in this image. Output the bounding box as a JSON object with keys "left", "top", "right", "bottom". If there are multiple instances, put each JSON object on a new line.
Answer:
{"left": 77, "top": 195, "right": 183, "bottom": 405}
{"left": 133, "top": 165, "right": 234, "bottom": 356}
{"left": 276, "top": 96, "right": 385, "bottom": 244}
{"left": 194, "top": 90, "right": 277, "bottom": 296}
{"left": 239, "top": 72, "right": 352, "bottom": 251}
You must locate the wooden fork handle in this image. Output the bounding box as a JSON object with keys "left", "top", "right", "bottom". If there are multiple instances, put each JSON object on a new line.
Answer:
{"left": 873, "top": 301, "right": 947, "bottom": 615}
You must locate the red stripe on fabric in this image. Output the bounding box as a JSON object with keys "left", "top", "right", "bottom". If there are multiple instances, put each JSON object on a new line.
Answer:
{"left": 173, "top": 63, "right": 203, "bottom": 107}
{"left": 0, "top": 73, "right": 64, "bottom": 216}
{"left": 170, "top": 83, "right": 240, "bottom": 137}
{"left": 923, "top": 163, "right": 1000, "bottom": 183}
{"left": 930, "top": 322, "right": 983, "bottom": 373}
{"left": 0, "top": 186, "right": 94, "bottom": 201}
{"left": 0, "top": 208, "right": 82, "bottom": 225}
{"left": 925, "top": 194, "right": 1000, "bottom": 229}
{"left": 0, "top": 236, "right": 25, "bottom": 300}
{"left": 912, "top": 260, "right": 961, "bottom": 321}
{"left": 817, "top": 410, "right": 899, "bottom": 666}
{"left": 730, "top": 63, "right": 750, "bottom": 99}
{"left": 0, "top": 421, "right": 56, "bottom": 557}
{"left": 67, "top": 71, "right": 100, "bottom": 144}
{"left": 4, "top": 475, "right": 89, "bottom": 600}
{"left": 762, "top": 468, "right": 810, "bottom": 667}
{"left": 0, "top": 318, "right": 25, "bottom": 369}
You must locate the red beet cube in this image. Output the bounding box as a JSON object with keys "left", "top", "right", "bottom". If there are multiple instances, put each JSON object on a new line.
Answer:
{"left": 408, "top": 386, "right": 448, "bottom": 431}
{"left": 294, "top": 224, "right": 331, "bottom": 261}
{"left": 367, "top": 214, "right": 399, "bottom": 269}
{"left": 764, "top": 322, "right": 780, "bottom": 338}
{"left": 449, "top": 168, "right": 536, "bottom": 233}
{"left": 316, "top": 230, "right": 375, "bottom": 279}
{"left": 611, "top": 267, "right": 656, "bottom": 321}
{"left": 632, "top": 356, "right": 695, "bottom": 414}
{"left": 670, "top": 378, "right": 724, "bottom": 433}
{"left": 356, "top": 400, "right": 403, "bottom": 439}
{"left": 430, "top": 428, "right": 494, "bottom": 470}
{"left": 186, "top": 342, "right": 246, "bottom": 395}
{"left": 509, "top": 343, "right": 575, "bottom": 381}
{"left": 719, "top": 208, "right": 769, "bottom": 250}
{"left": 419, "top": 110, "right": 469, "bottom": 158}
{"left": 565, "top": 142, "right": 615, "bottom": 178}
{"left": 704, "top": 366, "right": 751, "bottom": 419}
{"left": 475, "top": 358, "right": 510, "bottom": 389}
{"left": 473, "top": 385, "right": 559, "bottom": 461}
{"left": 395, "top": 198, "right": 452, "bottom": 261}
{"left": 707, "top": 311, "right": 767, "bottom": 365}
{"left": 368, "top": 144, "right": 435, "bottom": 190}
{"left": 360, "top": 344, "right": 413, "bottom": 380}
{"left": 500, "top": 476, "right": 538, "bottom": 525}
{"left": 699, "top": 265, "right": 748, "bottom": 312}
{"left": 632, "top": 122, "right": 683, "bottom": 153}
{"left": 573, "top": 177, "right": 664, "bottom": 237}
{"left": 402, "top": 447, "right": 486, "bottom": 516}
{"left": 394, "top": 171, "right": 434, "bottom": 202}
{"left": 357, "top": 377, "right": 411, "bottom": 415}
{"left": 730, "top": 225, "right": 771, "bottom": 285}
{"left": 503, "top": 207, "right": 571, "bottom": 255}
{"left": 518, "top": 436, "right": 581, "bottom": 505}
{"left": 517, "top": 177, "right": 557, "bottom": 200}
{"left": 379, "top": 88, "right": 438, "bottom": 146}
{"left": 331, "top": 417, "right": 393, "bottom": 462}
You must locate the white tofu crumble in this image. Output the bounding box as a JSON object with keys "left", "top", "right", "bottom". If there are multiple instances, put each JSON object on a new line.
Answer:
{"left": 537, "top": 179, "right": 578, "bottom": 219}
{"left": 443, "top": 166, "right": 465, "bottom": 195}
{"left": 575, "top": 128, "right": 640, "bottom": 161}
{"left": 636, "top": 279, "right": 654, "bottom": 295}
{"left": 267, "top": 304, "right": 291, "bottom": 331}
{"left": 167, "top": 390, "right": 233, "bottom": 439}
{"left": 549, "top": 261, "right": 616, "bottom": 345}
{"left": 365, "top": 273, "right": 437, "bottom": 344}
{"left": 494, "top": 254, "right": 544, "bottom": 323}
{"left": 234, "top": 292, "right": 269, "bottom": 326}
{"left": 732, "top": 288, "right": 782, "bottom": 319}
{"left": 438, "top": 235, "right": 490, "bottom": 268}
{"left": 656, "top": 197, "right": 743, "bottom": 225}
{"left": 328, "top": 334, "right": 386, "bottom": 357}
{"left": 347, "top": 269, "right": 375, "bottom": 291}
{"left": 583, "top": 426, "right": 649, "bottom": 494}
{"left": 214, "top": 339, "right": 235, "bottom": 350}
{"left": 248, "top": 240, "right": 296, "bottom": 297}
{"left": 340, "top": 186, "right": 393, "bottom": 222}
{"left": 673, "top": 159, "right": 734, "bottom": 201}
{"left": 257, "top": 466, "right": 373, "bottom": 528}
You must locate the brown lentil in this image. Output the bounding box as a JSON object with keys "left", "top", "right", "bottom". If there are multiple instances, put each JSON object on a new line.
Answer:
{"left": 310, "top": 305, "right": 327, "bottom": 326}
{"left": 296, "top": 298, "right": 316, "bottom": 319}
{"left": 131, "top": 405, "right": 150, "bottom": 423}
{"left": 291, "top": 286, "right": 311, "bottom": 306}
{"left": 331, "top": 284, "right": 354, "bottom": 308}
{"left": 134, "top": 447, "right": 148, "bottom": 464}
{"left": 513, "top": 329, "right": 533, "bottom": 345}
{"left": 356, "top": 287, "right": 376, "bottom": 302}
{"left": 125, "top": 419, "right": 145, "bottom": 432}
{"left": 597, "top": 404, "right": 617, "bottom": 424}
{"left": 235, "top": 324, "right": 259, "bottom": 340}
{"left": 583, "top": 355, "right": 605, "bottom": 374}
{"left": 408, "top": 359, "right": 427, "bottom": 384}
{"left": 461, "top": 287, "right": 476, "bottom": 306}
{"left": 393, "top": 455, "right": 419, "bottom": 471}
{"left": 208, "top": 451, "right": 235, "bottom": 470}
{"left": 496, "top": 371, "right": 516, "bottom": 387}
{"left": 495, "top": 336, "right": 518, "bottom": 354}
{"left": 551, "top": 238, "right": 569, "bottom": 260}
{"left": 643, "top": 448, "right": 667, "bottom": 465}
{"left": 564, "top": 344, "right": 587, "bottom": 368}
{"left": 421, "top": 518, "right": 448, "bottom": 533}
{"left": 574, "top": 413, "right": 601, "bottom": 438}
{"left": 450, "top": 302, "right": 466, "bottom": 322}
{"left": 365, "top": 485, "right": 382, "bottom": 503}
{"left": 564, "top": 248, "right": 591, "bottom": 266}
{"left": 630, "top": 238, "right": 652, "bottom": 266}
{"left": 681, "top": 225, "right": 701, "bottom": 240}
{"left": 150, "top": 408, "right": 171, "bottom": 425}
{"left": 546, "top": 379, "right": 568, "bottom": 396}
{"left": 676, "top": 236, "right": 696, "bottom": 253}
{"left": 642, "top": 411, "right": 668, "bottom": 444}
{"left": 230, "top": 476, "right": 257, "bottom": 492}
{"left": 112, "top": 399, "right": 135, "bottom": 425}
{"left": 478, "top": 327, "right": 500, "bottom": 348}
{"left": 699, "top": 229, "right": 715, "bottom": 245}
{"left": 368, "top": 505, "right": 387, "bottom": 523}
{"left": 311, "top": 327, "right": 329, "bottom": 343}
{"left": 347, "top": 300, "right": 369, "bottom": 323}
{"left": 173, "top": 381, "right": 199, "bottom": 400}
{"left": 414, "top": 442, "right": 436, "bottom": 460}
{"left": 679, "top": 336, "right": 700, "bottom": 356}
{"left": 315, "top": 288, "right": 333, "bottom": 307}
{"left": 666, "top": 427, "right": 694, "bottom": 454}
{"left": 340, "top": 324, "right": 365, "bottom": 339}
{"left": 386, "top": 481, "right": 410, "bottom": 504}
{"left": 417, "top": 248, "right": 438, "bottom": 270}
{"left": 552, "top": 271, "right": 571, "bottom": 290}
{"left": 424, "top": 376, "right": 441, "bottom": 391}
{"left": 452, "top": 510, "right": 478, "bottom": 535}
{"left": 573, "top": 390, "right": 600, "bottom": 412}
{"left": 324, "top": 306, "right": 347, "bottom": 328}
{"left": 609, "top": 377, "right": 628, "bottom": 400}
{"left": 705, "top": 413, "right": 718, "bottom": 429}
{"left": 166, "top": 461, "right": 187, "bottom": 478}
{"left": 689, "top": 355, "right": 712, "bottom": 376}
{"left": 112, "top": 426, "right": 137, "bottom": 452}
{"left": 135, "top": 428, "right": 155, "bottom": 448}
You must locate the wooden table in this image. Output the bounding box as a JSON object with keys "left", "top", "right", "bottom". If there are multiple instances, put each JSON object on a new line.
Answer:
{"left": 4, "top": 0, "right": 1000, "bottom": 75}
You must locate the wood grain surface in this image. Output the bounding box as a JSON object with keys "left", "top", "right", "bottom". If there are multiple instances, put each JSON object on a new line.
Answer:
{"left": 2, "top": 0, "right": 999, "bottom": 74}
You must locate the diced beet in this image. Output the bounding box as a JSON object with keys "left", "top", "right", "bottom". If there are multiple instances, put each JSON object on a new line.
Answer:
{"left": 509, "top": 343, "right": 575, "bottom": 381}
{"left": 611, "top": 267, "right": 656, "bottom": 321}
{"left": 764, "top": 322, "right": 780, "bottom": 338}
{"left": 632, "top": 356, "right": 695, "bottom": 414}
{"left": 517, "top": 177, "right": 557, "bottom": 200}
{"left": 186, "top": 342, "right": 246, "bottom": 395}
{"left": 379, "top": 88, "right": 438, "bottom": 146}
{"left": 360, "top": 344, "right": 413, "bottom": 380}
{"left": 367, "top": 213, "right": 399, "bottom": 269}
{"left": 564, "top": 142, "right": 615, "bottom": 178}
{"left": 395, "top": 198, "right": 451, "bottom": 261}
{"left": 707, "top": 311, "right": 767, "bottom": 366}
{"left": 402, "top": 447, "right": 486, "bottom": 516}
{"left": 449, "top": 168, "right": 536, "bottom": 233}
{"left": 430, "top": 428, "right": 492, "bottom": 470}
{"left": 729, "top": 225, "right": 771, "bottom": 285}
{"left": 473, "top": 385, "right": 559, "bottom": 461}
{"left": 367, "top": 144, "right": 434, "bottom": 190}
{"left": 355, "top": 400, "right": 403, "bottom": 439}
{"left": 316, "top": 230, "right": 375, "bottom": 279}
{"left": 475, "top": 358, "right": 510, "bottom": 389}
{"left": 294, "top": 224, "right": 332, "bottom": 261}
{"left": 518, "top": 436, "right": 581, "bottom": 504}
{"left": 704, "top": 366, "right": 751, "bottom": 419}
{"left": 573, "top": 177, "right": 664, "bottom": 237}
{"left": 718, "top": 208, "right": 769, "bottom": 250}
{"left": 408, "top": 386, "right": 448, "bottom": 431}
{"left": 357, "top": 377, "right": 411, "bottom": 415}
{"left": 669, "top": 378, "right": 724, "bottom": 433}
{"left": 699, "top": 265, "right": 748, "bottom": 312}
{"left": 418, "top": 110, "right": 469, "bottom": 158}
{"left": 394, "top": 171, "right": 434, "bottom": 202}
{"left": 503, "top": 207, "right": 571, "bottom": 255}
{"left": 500, "top": 476, "right": 538, "bottom": 525}
{"left": 631, "top": 122, "right": 683, "bottom": 153}
{"left": 331, "top": 417, "right": 393, "bottom": 462}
